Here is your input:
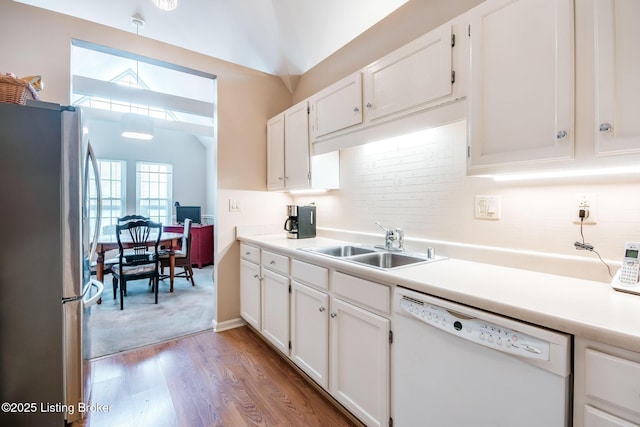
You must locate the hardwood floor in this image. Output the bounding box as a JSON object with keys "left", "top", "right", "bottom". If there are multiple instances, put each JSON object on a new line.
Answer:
{"left": 75, "top": 326, "right": 359, "bottom": 427}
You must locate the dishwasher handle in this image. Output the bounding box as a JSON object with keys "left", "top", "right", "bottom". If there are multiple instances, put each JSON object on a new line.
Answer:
{"left": 445, "top": 309, "right": 474, "bottom": 321}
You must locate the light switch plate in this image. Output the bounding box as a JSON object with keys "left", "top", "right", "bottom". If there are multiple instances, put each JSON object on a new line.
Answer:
{"left": 229, "top": 199, "right": 241, "bottom": 212}
{"left": 475, "top": 195, "right": 501, "bottom": 220}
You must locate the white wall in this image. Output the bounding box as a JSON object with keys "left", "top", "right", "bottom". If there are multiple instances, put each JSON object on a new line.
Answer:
{"left": 88, "top": 119, "right": 207, "bottom": 221}
{"left": 295, "top": 120, "right": 640, "bottom": 283}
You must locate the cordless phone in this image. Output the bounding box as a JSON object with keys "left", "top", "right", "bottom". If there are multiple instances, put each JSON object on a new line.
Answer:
{"left": 612, "top": 242, "right": 640, "bottom": 295}
{"left": 618, "top": 242, "right": 640, "bottom": 285}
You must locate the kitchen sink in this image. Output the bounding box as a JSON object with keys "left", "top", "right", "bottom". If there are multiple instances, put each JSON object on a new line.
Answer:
{"left": 348, "top": 252, "right": 430, "bottom": 269}
{"left": 303, "top": 245, "right": 377, "bottom": 257}
{"left": 300, "top": 244, "right": 444, "bottom": 270}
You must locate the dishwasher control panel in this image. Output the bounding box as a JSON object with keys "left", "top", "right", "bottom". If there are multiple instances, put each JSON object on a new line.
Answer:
{"left": 398, "top": 296, "right": 550, "bottom": 361}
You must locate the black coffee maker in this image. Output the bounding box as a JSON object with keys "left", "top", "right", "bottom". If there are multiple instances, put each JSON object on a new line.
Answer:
{"left": 284, "top": 204, "right": 316, "bottom": 239}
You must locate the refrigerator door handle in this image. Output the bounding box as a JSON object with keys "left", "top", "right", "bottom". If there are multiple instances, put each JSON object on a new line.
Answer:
{"left": 83, "top": 279, "right": 104, "bottom": 308}
{"left": 86, "top": 140, "right": 102, "bottom": 261}
{"left": 62, "top": 278, "right": 101, "bottom": 304}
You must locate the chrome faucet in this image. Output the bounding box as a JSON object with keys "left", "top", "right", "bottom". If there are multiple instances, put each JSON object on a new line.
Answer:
{"left": 375, "top": 222, "right": 405, "bottom": 251}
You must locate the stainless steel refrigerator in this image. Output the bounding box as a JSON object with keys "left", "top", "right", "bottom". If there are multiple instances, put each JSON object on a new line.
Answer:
{"left": 0, "top": 101, "right": 104, "bottom": 426}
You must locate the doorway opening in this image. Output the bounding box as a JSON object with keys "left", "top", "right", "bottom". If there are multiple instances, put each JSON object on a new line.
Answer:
{"left": 71, "top": 39, "right": 218, "bottom": 358}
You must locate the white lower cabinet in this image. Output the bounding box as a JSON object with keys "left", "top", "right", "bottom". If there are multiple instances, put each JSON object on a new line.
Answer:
{"left": 239, "top": 259, "right": 261, "bottom": 330}
{"left": 240, "top": 247, "right": 392, "bottom": 427}
{"left": 330, "top": 296, "right": 390, "bottom": 427}
{"left": 574, "top": 337, "right": 640, "bottom": 427}
{"left": 261, "top": 268, "right": 290, "bottom": 355}
{"left": 330, "top": 271, "right": 391, "bottom": 427}
{"left": 290, "top": 280, "right": 329, "bottom": 388}
{"left": 239, "top": 244, "right": 262, "bottom": 330}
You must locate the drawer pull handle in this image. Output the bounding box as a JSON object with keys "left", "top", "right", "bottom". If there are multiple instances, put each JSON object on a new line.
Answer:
{"left": 330, "top": 312, "right": 337, "bottom": 318}
{"left": 269, "top": 260, "right": 275, "bottom": 265}
{"left": 556, "top": 130, "right": 568, "bottom": 139}
{"left": 245, "top": 252, "right": 251, "bottom": 256}
{"left": 319, "top": 307, "right": 326, "bottom": 312}
{"left": 253, "top": 274, "right": 259, "bottom": 279}
{"left": 599, "top": 122, "right": 612, "bottom": 132}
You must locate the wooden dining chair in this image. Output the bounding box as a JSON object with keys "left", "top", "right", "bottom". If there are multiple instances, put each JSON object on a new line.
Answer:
{"left": 118, "top": 214, "right": 149, "bottom": 224}
{"left": 111, "top": 219, "right": 162, "bottom": 310}
{"left": 159, "top": 218, "right": 195, "bottom": 286}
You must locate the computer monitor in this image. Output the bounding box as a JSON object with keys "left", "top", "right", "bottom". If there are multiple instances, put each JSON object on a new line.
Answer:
{"left": 176, "top": 206, "right": 201, "bottom": 224}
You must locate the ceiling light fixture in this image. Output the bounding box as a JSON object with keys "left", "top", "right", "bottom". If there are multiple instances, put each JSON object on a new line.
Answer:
{"left": 121, "top": 113, "right": 154, "bottom": 140}
{"left": 152, "top": 0, "right": 178, "bottom": 11}
{"left": 121, "top": 16, "right": 154, "bottom": 141}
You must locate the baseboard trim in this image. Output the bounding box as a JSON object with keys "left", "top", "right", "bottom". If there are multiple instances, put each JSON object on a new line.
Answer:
{"left": 213, "top": 317, "right": 246, "bottom": 332}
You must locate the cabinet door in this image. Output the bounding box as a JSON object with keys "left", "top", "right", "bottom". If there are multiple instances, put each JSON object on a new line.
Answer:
{"left": 330, "top": 297, "right": 390, "bottom": 427}
{"left": 585, "top": 405, "right": 640, "bottom": 427}
{"left": 309, "top": 72, "right": 362, "bottom": 140}
{"left": 595, "top": 0, "right": 640, "bottom": 155}
{"left": 467, "top": 0, "right": 574, "bottom": 171}
{"left": 267, "top": 113, "right": 285, "bottom": 190}
{"left": 261, "top": 268, "right": 290, "bottom": 354}
{"left": 290, "top": 280, "right": 329, "bottom": 389}
{"left": 239, "top": 260, "right": 261, "bottom": 330}
{"left": 363, "top": 24, "right": 453, "bottom": 123}
{"left": 284, "top": 100, "right": 311, "bottom": 190}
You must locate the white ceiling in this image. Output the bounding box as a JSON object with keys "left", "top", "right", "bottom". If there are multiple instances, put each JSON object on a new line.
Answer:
{"left": 15, "top": 0, "right": 408, "bottom": 79}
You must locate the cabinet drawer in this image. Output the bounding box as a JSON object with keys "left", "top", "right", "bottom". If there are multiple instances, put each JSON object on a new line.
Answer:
{"left": 333, "top": 271, "right": 390, "bottom": 314}
{"left": 261, "top": 250, "right": 290, "bottom": 275}
{"left": 240, "top": 243, "right": 260, "bottom": 263}
{"left": 586, "top": 349, "right": 640, "bottom": 416}
{"left": 291, "top": 259, "right": 328, "bottom": 290}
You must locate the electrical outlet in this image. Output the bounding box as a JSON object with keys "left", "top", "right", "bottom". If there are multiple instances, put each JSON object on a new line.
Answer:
{"left": 574, "top": 193, "right": 596, "bottom": 224}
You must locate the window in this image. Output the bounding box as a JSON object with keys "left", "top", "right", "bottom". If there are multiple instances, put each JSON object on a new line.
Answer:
{"left": 136, "top": 162, "right": 173, "bottom": 224}
{"left": 89, "top": 160, "right": 125, "bottom": 235}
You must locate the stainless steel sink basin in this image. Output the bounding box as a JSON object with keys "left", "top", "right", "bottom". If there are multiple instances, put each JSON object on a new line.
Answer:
{"left": 303, "top": 245, "right": 376, "bottom": 257}
{"left": 349, "top": 252, "right": 429, "bottom": 269}
{"left": 300, "top": 244, "right": 445, "bottom": 270}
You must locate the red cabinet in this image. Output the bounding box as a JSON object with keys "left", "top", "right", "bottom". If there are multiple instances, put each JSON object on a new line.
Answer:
{"left": 164, "top": 224, "right": 214, "bottom": 268}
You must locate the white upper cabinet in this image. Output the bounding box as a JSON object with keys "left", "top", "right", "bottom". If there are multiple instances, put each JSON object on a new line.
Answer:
{"left": 309, "top": 72, "right": 362, "bottom": 140}
{"left": 363, "top": 23, "right": 454, "bottom": 123}
{"left": 594, "top": 0, "right": 640, "bottom": 156}
{"left": 467, "top": 0, "right": 575, "bottom": 173}
{"left": 267, "top": 100, "right": 340, "bottom": 191}
{"left": 267, "top": 100, "right": 309, "bottom": 191}
{"left": 266, "top": 113, "right": 286, "bottom": 190}
{"left": 283, "top": 101, "right": 311, "bottom": 190}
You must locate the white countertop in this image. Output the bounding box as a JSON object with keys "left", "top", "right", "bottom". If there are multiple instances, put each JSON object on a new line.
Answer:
{"left": 237, "top": 233, "right": 640, "bottom": 353}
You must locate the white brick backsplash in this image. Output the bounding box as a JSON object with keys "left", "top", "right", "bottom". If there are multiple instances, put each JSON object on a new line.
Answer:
{"left": 293, "top": 120, "right": 640, "bottom": 281}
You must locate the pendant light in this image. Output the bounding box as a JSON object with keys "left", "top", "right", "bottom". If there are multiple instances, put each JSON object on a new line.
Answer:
{"left": 121, "top": 16, "right": 154, "bottom": 141}
{"left": 152, "top": 0, "right": 178, "bottom": 11}
{"left": 121, "top": 113, "right": 154, "bottom": 140}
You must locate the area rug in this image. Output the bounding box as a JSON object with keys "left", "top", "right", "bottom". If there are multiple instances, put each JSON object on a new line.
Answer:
{"left": 86, "top": 265, "right": 215, "bottom": 359}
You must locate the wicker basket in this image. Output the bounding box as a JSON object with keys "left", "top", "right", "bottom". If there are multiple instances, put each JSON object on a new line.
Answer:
{"left": 0, "top": 76, "right": 39, "bottom": 105}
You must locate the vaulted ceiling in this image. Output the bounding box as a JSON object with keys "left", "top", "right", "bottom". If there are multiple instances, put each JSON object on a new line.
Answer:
{"left": 15, "top": 0, "right": 409, "bottom": 91}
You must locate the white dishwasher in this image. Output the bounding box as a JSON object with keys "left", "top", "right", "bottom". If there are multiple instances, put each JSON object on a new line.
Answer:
{"left": 393, "top": 286, "right": 572, "bottom": 427}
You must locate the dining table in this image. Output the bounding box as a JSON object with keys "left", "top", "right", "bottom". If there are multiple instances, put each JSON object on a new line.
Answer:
{"left": 94, "top": 231, "right": 184, "bottom": 303}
